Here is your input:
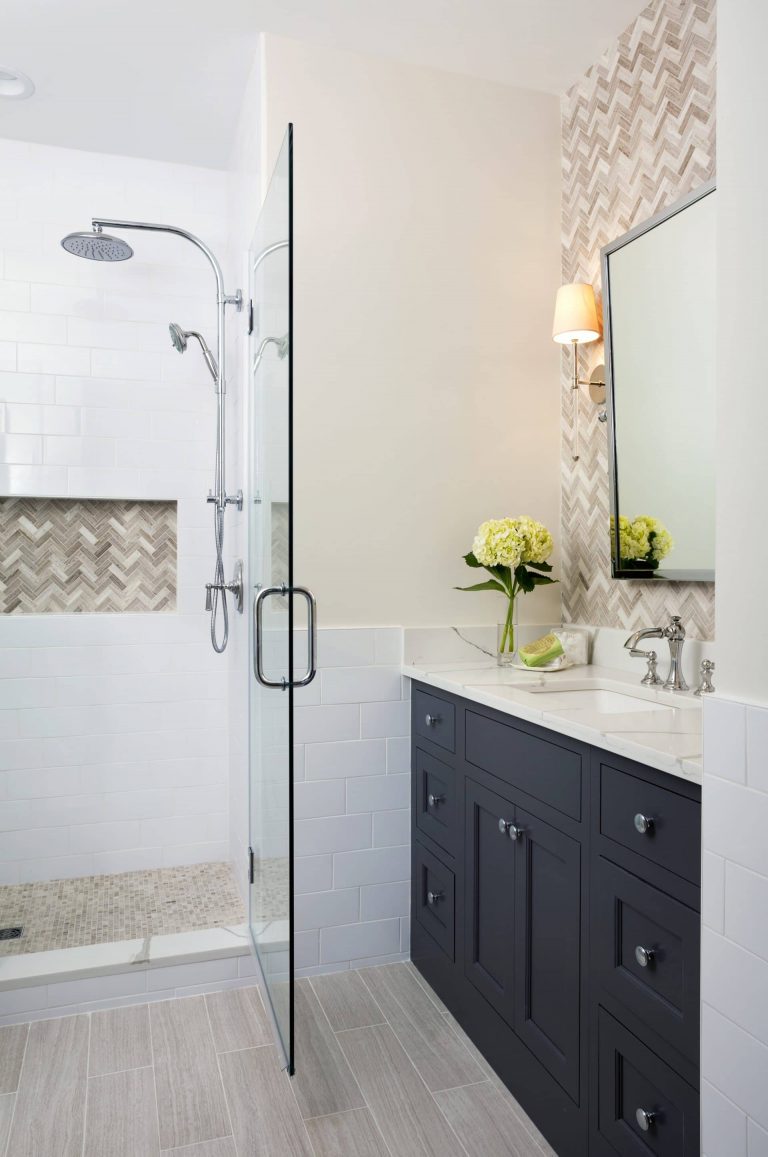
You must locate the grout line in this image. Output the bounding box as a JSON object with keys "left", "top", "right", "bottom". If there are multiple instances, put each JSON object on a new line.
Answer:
{"left": 203, "top": 994, "right": 238, "bottom": 1157}
{"left": 2, "top": 1022, "right": 29, "bottom": 1157}
{"left": 214, "top": 1043, "right": 273, "bottom": 1057}
{"left": 80, "top": 1011, "right": 92, "bottom": 1157}
{"left": 147, "top": 999, "right": 164, "bottom": 1156}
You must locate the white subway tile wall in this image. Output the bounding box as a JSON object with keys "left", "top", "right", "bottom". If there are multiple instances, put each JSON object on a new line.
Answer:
{"left": 293, "top": 627, "right": 410, "bottom": 973}
{"left": 702, "top": 695, "right": 768, "bottom": 1156}
{"left": 0, "top": 139, "right": 231, "bottom": 880}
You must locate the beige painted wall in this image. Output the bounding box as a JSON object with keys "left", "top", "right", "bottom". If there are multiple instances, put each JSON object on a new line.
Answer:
{"left": 259, "top": 34, "right": 562, "bottom": 626}
{"left": 716, "top": 0, "right": 768, "bottom": 703}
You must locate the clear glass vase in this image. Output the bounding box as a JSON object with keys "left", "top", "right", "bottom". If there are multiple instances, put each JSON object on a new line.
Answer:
{"left": 497, "top": 598, "right": 519, "bottom": 667}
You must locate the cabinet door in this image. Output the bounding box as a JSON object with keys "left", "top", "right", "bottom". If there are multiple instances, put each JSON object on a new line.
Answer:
{"left": 514, "top": 806, "right": 581, "bottom": 1102}
{"left": 464, "top": 777, "right": 516, "bottom": 1027}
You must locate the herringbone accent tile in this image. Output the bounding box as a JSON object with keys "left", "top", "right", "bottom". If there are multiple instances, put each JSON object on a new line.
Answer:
{"left": 0, "top": 498, "right": 176, "bottom": 614}
{"left": 561, "top": 0, "right": 716, "bottom": 640}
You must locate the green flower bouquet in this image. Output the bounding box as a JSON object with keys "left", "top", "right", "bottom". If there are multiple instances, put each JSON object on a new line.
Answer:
{"left": 616, "top": 515, "right": 673, "bottom": 571}
{"left": 456, "top": 517, "right": 558, "bottom": 665}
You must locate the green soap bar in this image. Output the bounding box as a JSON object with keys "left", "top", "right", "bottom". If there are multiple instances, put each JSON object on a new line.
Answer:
{"left": 519, "top": 633, "right": 564, "bottom": 668}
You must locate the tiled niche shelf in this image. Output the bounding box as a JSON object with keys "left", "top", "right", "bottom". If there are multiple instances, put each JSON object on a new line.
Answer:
{"left": 0, "top": 497, "right": 177, "bottom": 614}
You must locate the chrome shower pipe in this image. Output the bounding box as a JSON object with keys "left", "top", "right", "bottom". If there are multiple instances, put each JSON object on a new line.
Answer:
{"left": 91, "top": 218, "right": 242, "bottom": 512}
{"left": 90, "top": 218, "right": 243, "bottom": 654}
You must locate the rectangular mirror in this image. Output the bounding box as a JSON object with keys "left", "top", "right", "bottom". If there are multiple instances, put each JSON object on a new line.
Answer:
{"left": 602, "top": 182, "right": 716, "bottom": 582}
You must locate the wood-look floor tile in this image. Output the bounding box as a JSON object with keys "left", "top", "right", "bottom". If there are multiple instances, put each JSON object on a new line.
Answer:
{"left": 359, "top": 964, "right": 483, "bottom": 1092}
{"left": 292, "top": 978, "right": 365, "bottom": 1119}
{"left": 205, "top": 986, "right": 272, "bottom": 1052}
{"left": 305, "top": 1107, "right": 391, "bottom": 1157}
{"left": 6, "top": 1013, "right": 89, "bottom": 1157}
{"left": 310, "top": 971, "right": 385, "bottom": 1031}
{"left": 336, "top": 1023, "right": 464, "bottom": 1157}
{"left": 84, "top": 1067, "right": 160, "bottom": 1157}
{"left": 434, "top": 1081, "right": 550, "bottom": 1157}
{"left": 0, "top": 1024, "right": 27, "bottom": 1094}
{"left": 442, "top": 1013, "right": 554, "bottom": 1156}
{"left": 89, "top": 1004, "right": 152, "bottom": 1077}
{"left": 404, "top": 962, "right": 448, "bottom": 1014}
{"left": 150, "top": 997, "right": 231, "bottom": 1151}
{"left": 158, "top": 1139, "right": 236, "bottom": 1156}
{"left": 218, "top": 1046, "right": 314, "bottom": 1157}
{"left": 0, "top": 1093, "right": 15, "bottom": 1154}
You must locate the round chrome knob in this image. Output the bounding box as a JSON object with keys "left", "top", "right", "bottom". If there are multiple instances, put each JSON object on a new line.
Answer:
{"left": 635, "top": 945, "right": 656, "bottom": 968}
{"left": 427, "top": 793, "right": 446, "bottom": 808}
{"left": 634, "top": 813, "right": 654, "bottom": 835}
{"left": 635, "top": 1108, "right": 656, "bottom": 1132}
{"left": 426, "top": 890, "right": 444, "bottom": 906}
{"left": 498, "top": 818, "right": 523, "bottom": 841}
{"left": 425, "top": 713, "right": 441, "bottom": 727}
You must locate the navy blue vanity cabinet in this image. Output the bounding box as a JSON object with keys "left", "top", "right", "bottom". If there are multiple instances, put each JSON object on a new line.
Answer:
{"left": 589, "top": 751, "right": 701, "bottom": 1157}
{"left": 411, "top": 684, "right": 591, "bottom": 1157}
{"left": 410, "top": 682, "right": 702, "bottom": 1157}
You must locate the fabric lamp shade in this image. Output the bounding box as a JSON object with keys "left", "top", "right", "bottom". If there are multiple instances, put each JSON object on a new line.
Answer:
{"left": 552, "top": 282, "right": 601, "bottom": 344}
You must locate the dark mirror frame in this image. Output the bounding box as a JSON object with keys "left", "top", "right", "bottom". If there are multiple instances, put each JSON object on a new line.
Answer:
{"left": 601, "top": 180, "right": 716, "bottom": 583}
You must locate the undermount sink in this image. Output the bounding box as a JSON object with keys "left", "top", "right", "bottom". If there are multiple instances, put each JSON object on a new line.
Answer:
{"left": 523, "top": 687, "right": 674, "bottom": 714}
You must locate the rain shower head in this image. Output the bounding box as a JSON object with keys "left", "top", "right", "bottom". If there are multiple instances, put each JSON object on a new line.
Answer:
{"left": 61, "top": 230, "right": 134, "bottom": 262}
{"left": 169, "top": 322, "right": 218, "bottom": 383}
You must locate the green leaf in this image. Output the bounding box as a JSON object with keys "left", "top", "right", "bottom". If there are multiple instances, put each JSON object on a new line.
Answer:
{"left": 454, "top": 580, "right": 508, "bottom": 594}
{"left": 525, "top": 560, "right": 553, "bottom": 573}
{"left": 530, "top": 574, "right": 559, "bottom": 587}
{"left": 462, "top": 552, "right": 482, "bottom": 568}
{"left": 514, "top": 565, "right": 536, "bottom": 594}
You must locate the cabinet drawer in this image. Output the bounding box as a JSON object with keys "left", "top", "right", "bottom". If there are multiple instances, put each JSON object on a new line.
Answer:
{"left": 593, "top": 860, "right": 700, "bottom": 1063}
{"left": 466, "top": 710, "right": 582, "bottom": 820}
{"left": 597, "top": 1008, "right": 699, "bottom": 1156}
{"left": 413, "top": 688, "right": 456, "bottom": 754}
{"left": 414, "top": 747, "right": 457, "bottom": 857}
{"left": 413, "top": 842, "right": 455, "bottom": 960}
{"left": 600, "top": 764, "right": 700, "bottom": 885}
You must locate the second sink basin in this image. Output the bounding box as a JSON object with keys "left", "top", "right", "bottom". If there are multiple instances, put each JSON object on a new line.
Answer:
{"left": 523, "top": 687, "right": 674, "bottom": 714}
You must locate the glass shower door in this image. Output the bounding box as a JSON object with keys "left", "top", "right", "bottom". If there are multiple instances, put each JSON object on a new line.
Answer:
{"left": 248, "top": 125, "right": 313, "bottom": 1073}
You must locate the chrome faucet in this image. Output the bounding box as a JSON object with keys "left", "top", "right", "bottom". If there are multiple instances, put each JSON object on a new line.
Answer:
{"left": 624, "top": 614, "right": 689, "bottom": 691}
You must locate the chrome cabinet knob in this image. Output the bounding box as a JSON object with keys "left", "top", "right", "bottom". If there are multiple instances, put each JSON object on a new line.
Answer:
{"left": 634, "top": 812, "right": 654, "bottom": 835}
{"left": 426, "top": 890, "right": 444, "bottom": 906}
{"left": 635, "top": 1108, "right": 657, "bottom": 1132}
{"left": 425, "top": 713, "right": 441, "bottom": 728}
{"left": 635, "top": 945, "right": 656, "bottom": 968}
{"left": 498, "top": 818, "right": 523, "bottom": 841}
{"left": 427, "top": 793, "right": 446, "bottom": 808}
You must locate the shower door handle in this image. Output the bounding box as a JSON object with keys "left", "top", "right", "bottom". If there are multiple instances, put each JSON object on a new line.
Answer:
{"left": 292, "top": 586, "right": 317, "bottom": 687}
{"left": 253, "top": 583, "right": 317, "bottom": 689}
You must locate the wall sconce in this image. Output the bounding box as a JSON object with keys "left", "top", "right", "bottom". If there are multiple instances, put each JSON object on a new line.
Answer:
{"left": 552, "top": 282, "right": 606, "bottom": 462}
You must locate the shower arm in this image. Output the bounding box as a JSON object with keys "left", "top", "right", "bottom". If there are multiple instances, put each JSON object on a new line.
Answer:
{"left": 91, "top": 218, "right": 242, "bottom": 512}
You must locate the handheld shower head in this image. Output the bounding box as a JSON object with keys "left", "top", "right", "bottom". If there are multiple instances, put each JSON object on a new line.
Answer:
{"left": 168, "top": 322, "right": 218, "bottom": 384}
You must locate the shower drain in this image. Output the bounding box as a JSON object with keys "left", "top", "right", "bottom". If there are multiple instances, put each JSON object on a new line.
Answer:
{"left": 0, "top": 926, "right": 23, "bottom": 941}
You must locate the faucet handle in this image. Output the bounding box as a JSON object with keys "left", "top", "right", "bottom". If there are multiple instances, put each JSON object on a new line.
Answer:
{"left": 694, "top": 659, "right": 716, "bottom": 696}
{"left": 666, "top": 614, "right": 686, "bottom": 639}
{"left": 640, "top": 650, "right": 663, "bottom": 686}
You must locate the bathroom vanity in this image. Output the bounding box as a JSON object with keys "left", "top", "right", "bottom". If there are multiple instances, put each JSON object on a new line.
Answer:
{"left": 408, "top": 667, "right": 701, "bottom": 1157}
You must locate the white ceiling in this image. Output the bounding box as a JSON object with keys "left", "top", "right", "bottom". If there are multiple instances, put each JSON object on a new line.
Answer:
{"left": 0, "top": 0, "right": 644, "bottom": 169}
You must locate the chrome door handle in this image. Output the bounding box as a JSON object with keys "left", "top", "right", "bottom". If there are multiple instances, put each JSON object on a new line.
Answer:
{"left": 253, "top": 585, "right": 288, "bottom": 689}
{"left": 253, "top": 583, "right": 318, "bottom": 689}
{"left": 634, "top": 812, "right": 654, "bottom": 834}
{"left": 428, "top": 793, "right": 446, "bottom": 808}
{"left": 635, "top": 1108, "right": 657, "bottom": 1132}
{"left": 292, "top": 585, "right": 317, "bottom": 687}
{"left": 635, "top": 945, "right": 656, "bottom": 968}
{"left": 426, "top": 890, "right": 444, "bottom": 906}
{"left": 425, "top": 713, "right": 441, "bottom": 727}
{"left": 499, "top": 818, "right": 523, "bottom": 841}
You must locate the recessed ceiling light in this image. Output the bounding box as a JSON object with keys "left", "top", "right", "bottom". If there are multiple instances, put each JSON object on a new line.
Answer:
{"left": 0, "top": 68, "right": 35, "bottom": 100}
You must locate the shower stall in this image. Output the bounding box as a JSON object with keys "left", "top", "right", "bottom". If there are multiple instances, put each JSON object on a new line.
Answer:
{"left": 0, "top": 126, "right": 305, "bottom": 1071}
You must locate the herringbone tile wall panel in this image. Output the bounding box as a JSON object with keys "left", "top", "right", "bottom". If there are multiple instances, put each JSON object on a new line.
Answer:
{"left": 0, "top": 498, "right": 176, "bottom": 614}
{"left": 561, "top": 0, "right": 716, "bottom": 640}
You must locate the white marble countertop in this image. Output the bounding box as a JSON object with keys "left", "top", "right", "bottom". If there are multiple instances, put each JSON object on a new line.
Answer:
{"left": 402, "top": 660, "right": 703, "bottom": 785}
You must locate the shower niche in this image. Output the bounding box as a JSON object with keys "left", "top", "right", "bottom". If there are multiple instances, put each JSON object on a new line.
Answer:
{"left": 0, "top": 496, "right": 177, "bottom": 614}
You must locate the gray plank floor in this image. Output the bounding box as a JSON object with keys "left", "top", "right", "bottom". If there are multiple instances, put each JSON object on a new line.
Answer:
{"left": 1, "top": 963, "right": 556, "bottom": 1157}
